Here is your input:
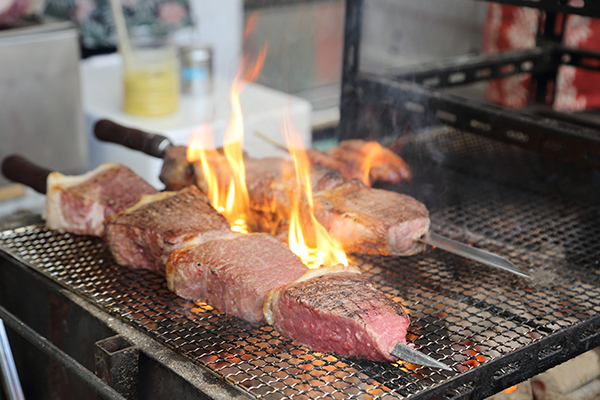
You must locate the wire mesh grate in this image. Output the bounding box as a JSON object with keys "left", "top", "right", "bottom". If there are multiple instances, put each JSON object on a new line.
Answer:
{"left": 1, "top": 129, "right": 600, "bottom": 399}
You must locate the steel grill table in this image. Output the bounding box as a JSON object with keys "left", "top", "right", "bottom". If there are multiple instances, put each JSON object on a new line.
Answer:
{"left": 2, "top": 128, "right": 600, "bottom": 399}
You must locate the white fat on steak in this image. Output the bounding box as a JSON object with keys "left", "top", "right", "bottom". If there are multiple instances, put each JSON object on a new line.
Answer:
{"left": 44, "top": 163, "right": 157, "bottom": 237}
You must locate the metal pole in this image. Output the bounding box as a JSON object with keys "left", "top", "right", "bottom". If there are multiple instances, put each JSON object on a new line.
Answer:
{"left": 0, "top": 319, "right": 25, "bottom": 400}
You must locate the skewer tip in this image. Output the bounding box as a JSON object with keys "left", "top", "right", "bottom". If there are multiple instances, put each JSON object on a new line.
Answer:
{"left": 391, "top": 343, "right": 452, "bottom": 371}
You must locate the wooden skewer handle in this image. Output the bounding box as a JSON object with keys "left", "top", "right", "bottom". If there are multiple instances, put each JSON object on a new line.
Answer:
{"left": 1, "top": 155, "right": 51, "bottom": 194}
{"left": 94, "top": 119, "right": 173, "bottom": 159}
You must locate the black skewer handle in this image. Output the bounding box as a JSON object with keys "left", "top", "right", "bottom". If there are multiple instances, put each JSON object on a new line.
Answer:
{"left": 94, "top": 119, "right": 173, "bottom": 159}
{"left": 1, "top": 155, "right": 50, "bottom": 194}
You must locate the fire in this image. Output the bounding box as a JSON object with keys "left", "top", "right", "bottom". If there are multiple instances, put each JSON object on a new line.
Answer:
{"left": 186, "top": 18, "right": 345, "bottom": 269}
{"left": 359, "top": 140, "right": 401, "bottom": 187}
{"left": 187, "top": 124, "right": 221, "bottom": 205}
{"left": 283, "top": 118, "right": 347, "bottom": 269}
{"left": 186, "top": 41, "right": 267, "bottom": 233}
{"left": 452, "top": 339, "right": 485, "bottom": 371}
{"left": 360, "top": 141, "right": 380, "bottom": 187}
{"left": 503, "top": 385, "right": 518, "bottom": 394}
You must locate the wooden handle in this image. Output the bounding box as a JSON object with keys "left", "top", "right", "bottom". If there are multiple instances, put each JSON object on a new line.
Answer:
{"left": 94, "top": 119, "right": 173, "bottom": 159}
{"left": 1, "top": 155, "right": 51, "bottom": 194}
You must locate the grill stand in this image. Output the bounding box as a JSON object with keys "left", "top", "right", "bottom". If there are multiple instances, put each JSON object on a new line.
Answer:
{"left": 0, "top": 237, "right": 251, "bottom": 400}
{"left": 94, "top": 335, "right": 140, "bottom": 400}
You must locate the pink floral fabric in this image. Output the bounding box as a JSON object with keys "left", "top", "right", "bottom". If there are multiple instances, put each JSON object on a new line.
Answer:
{"left": 46, "top": 0, "right": 190, "bottom": 51}
{"left": 482, "top": 4, "right": 600, "bottom": 111}
{"left": 0, "top": 0, "right": 29, "bottom": 26}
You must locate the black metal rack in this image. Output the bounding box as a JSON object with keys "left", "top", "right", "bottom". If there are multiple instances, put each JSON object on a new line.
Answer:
{"left": 339, "top": 0, "right": 600, "bottom": 168}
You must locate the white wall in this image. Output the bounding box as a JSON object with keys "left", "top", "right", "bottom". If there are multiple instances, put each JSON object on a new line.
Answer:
{"left": 187, "top": 0, "right": 244, "bottom": 80}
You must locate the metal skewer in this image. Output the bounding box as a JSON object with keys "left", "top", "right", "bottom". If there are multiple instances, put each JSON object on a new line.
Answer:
{"left": 391, "top": 343, "right": 451, "bottom": 370}
{"left": 0, "top": 319, "right": 25, "bottom": 400}
{"left": 418, "top": 232, "right": 530, "bottom": 279}
{"left": 255, "top": 131, "right": 288, "bottom": 152}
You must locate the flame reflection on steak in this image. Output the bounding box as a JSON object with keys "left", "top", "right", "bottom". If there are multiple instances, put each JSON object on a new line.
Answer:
{"left": 283, "top": 118, "right": 347, "bottom": 269}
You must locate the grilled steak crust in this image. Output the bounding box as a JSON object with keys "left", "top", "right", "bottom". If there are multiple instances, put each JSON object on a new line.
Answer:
{"left": 44, "top": 163, "right": 157, "bottom": 237}
{"left": 313, "top": 183, "right": 430, "bottom": 256}
{"left": 166, "top": 233, "right": 308, "bottom": 324}
{"left": 106, "top": 186, "right": 231, "bottom": 273}
{"left": 265, "top": 267, "right": 410, "bottom": 362}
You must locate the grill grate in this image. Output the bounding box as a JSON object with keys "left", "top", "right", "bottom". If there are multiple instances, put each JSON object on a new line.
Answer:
{"left": 2, "top": 129, "right": 600, "bottom": 399}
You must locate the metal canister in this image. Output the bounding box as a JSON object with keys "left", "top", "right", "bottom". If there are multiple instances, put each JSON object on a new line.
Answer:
{"left": 179, "top": 43, "right": 213, "bottom": 96}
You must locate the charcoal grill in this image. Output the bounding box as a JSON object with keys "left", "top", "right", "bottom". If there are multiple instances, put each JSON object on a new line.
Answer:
{"left": 2, "top": 128, "right": 600, "bottom": 399}
{"left": 3, "top": 0, "right": 600, "bottom": 399}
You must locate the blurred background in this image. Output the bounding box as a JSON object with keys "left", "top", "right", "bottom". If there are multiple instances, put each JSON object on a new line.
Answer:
{"left": 0, "top": 0, "right": 489, "bottom": 212}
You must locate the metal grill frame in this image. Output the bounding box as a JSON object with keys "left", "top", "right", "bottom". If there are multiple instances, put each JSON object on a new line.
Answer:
{"left": 338, "top": 0, "right": 600, "bottom": 168}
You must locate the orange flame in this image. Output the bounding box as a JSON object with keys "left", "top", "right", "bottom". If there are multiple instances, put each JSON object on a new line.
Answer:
{"left": 283, "top": 118, "right": 347, "bottom": 269}
{"left": 187, "top": 125, "right": 224, "bottom": 210}
{"left": 187, "top": 41, "right": 267, "bottom": 233}
{"left": 503, "top": 385, "right": 518, "bottom": 394}
{"left": 360, "top": 141, "right": 387, "bottom": 187}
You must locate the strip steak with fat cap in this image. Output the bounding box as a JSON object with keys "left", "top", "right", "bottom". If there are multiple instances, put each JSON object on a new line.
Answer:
{"left": 44, "top": 163, "right": 158, "bottom": 237}
{"left": 264, "top": 265, "right": 410, "bottom": 362}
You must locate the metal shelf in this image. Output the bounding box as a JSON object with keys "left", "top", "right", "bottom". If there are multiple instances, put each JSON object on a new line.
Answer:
{"left": 339, "top": 0, "right": 600, "bottom": 169}
{"left": 480, "top": 0, "right": 600, "bottom": 18}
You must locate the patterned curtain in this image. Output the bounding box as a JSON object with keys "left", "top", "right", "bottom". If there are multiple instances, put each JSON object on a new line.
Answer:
{"left": 482, "top": 3, "right": 600, "bottom": 111}
{"left": 46, "top": 0, "right": 191, "bottom": 54}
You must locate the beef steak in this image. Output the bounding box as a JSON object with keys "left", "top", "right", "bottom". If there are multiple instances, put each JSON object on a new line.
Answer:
{"left": 313, "top": 183, "right": 430, "bottom": 256}
{"left": 106, "top": 186, "right": 232, "bottom": 273}
{"left": 166, "top": 233, "right": 308, "bottom": 324}
{"left": 264, "top": 265, "right": 410, "bottom": 362}
{"left": 44, "top": 163, "right": 157, "bottom": 237}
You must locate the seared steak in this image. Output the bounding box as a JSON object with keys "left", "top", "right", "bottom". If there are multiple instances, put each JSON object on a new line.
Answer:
{"left": 264, "top": 265, "right": 410, "bottom": 362}
{"left": 307, "top": 139, "right": 411, "bottom": 185}
{"left": 106, "top": 186, "right": 232, "bottom": 273}
{"left": 158, "top": 148, "right": 429, "bottom": 256}
{"left": 166, "top": 233, "right": 308, "bottom": 324}
{"left": 44, "top": 163, "right": 157, "bottom": 237}
{"left": 313, "top": 183, "right": 430, "bottom": 256}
